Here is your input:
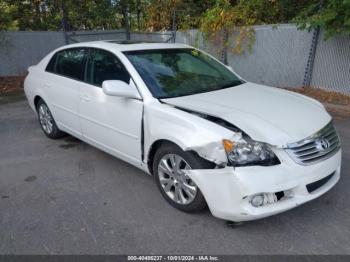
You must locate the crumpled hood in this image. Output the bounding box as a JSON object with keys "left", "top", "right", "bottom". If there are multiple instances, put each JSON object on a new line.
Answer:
{"left": 162, "top": 83, "right": 331, "bottom": 147}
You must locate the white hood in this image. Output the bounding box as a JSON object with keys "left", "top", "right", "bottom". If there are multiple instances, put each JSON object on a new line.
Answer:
{"left": 162, "top": 83, "right": 331, "bottom": 147}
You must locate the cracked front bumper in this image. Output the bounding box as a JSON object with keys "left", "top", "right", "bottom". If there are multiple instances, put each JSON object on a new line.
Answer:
{"left": 186, "top": 149, "right": 341, "bottom": 222}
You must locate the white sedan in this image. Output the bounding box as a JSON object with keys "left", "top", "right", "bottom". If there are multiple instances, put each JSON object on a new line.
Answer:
{"left": 24, "top": 41, "right": 341, "bottom": 222}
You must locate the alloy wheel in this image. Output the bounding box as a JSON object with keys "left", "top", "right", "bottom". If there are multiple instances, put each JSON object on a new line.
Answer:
{"left": 38, "top": 103, "right": 54, "bottom": 134}
{"left": 157, "top": 154, "right": 197, "bottom": 205}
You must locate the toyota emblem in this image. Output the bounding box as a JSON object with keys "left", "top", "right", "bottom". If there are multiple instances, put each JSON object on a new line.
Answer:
{"left": 316, "top": 138, "right": 330, "bottom": 151}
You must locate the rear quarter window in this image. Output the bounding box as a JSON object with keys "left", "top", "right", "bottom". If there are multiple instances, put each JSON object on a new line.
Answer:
{"left": 46, "top": 48, "right": 87, "bottom": 80}
{"left": 46, "top": 53, "right": 57, "bottom": 73}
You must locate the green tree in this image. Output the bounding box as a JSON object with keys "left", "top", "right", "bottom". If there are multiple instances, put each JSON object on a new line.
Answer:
{"left": 63, "top": 0, "right": 119, "bottom": 30}
{"left": 200, "top": 0, "right": 313, "bottom": 53}
{"left": 0, "top": 0, "right": 18, "bottom": 30}
{"left": 295, "top": 0, "right": 350, "bottom": 38}
{"left": 143, "top": 0, "right": 215, "bottom": 31}
{"left": 4, "top": 0, "right": 348, "bottom": 41}
{"left": 1, "top": 0, "right": 121, "bottom": 31}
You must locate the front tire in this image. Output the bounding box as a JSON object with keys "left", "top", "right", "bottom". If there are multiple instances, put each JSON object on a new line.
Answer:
{"left": 153, "top": 142, "right": 214, "bottom": 212}
{"left": 36, "top": 99, "right": 64, "bottom": 139}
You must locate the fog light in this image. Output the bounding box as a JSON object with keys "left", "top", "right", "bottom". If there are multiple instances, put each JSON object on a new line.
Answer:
{"left": 251, "top": 194, "right": 264, "bottom": 207}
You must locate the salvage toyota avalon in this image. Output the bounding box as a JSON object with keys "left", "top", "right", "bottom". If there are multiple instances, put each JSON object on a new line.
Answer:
{"left": 24, "top": 41, "right": 341, "bottom": 222}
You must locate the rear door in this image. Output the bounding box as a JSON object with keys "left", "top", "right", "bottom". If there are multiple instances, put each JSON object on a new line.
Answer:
{"left": 79, "top": 48, "right": 143, "bottom": 166}
{"left": 45, "top": 48, "right": 88, "bottom": 137}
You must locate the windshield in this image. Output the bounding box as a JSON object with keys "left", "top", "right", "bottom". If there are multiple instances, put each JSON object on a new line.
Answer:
{"left": 124, "top": 48, "right": 244, "bottom": 99}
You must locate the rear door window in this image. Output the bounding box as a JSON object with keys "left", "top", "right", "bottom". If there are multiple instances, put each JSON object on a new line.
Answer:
{"left": 54, "top": 48, "right": 87, "bottom": 80}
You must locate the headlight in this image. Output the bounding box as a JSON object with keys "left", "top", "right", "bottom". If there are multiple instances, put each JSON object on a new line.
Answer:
{"left": 223, "top": 138, "right": 280, "bottom": 166}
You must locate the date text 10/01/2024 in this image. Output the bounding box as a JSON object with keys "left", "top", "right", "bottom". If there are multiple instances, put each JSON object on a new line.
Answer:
{"left": 127, "top": 255, "right": 219, "bottom": 261}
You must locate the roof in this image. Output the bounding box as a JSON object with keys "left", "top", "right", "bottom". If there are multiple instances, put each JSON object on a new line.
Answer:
{"left": 58, "top": 40, "right": 192, "bottom": 52}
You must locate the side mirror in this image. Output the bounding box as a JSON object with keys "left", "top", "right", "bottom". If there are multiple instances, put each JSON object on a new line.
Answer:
{"left": 102, "top": 80, "right": 141, "bottom": 99}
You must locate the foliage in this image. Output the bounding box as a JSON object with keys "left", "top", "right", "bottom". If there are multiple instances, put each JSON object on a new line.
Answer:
{"left": 0, "top": 0, "right": 215, "bottom": 32}
{"left": 0, "top": 0, "right": 61, "bottom": 30}
{"left": 1, "top": 0, "right": 349, "bottom": 42}
{"left": 0, "top": 0, "right": 18, "bottom": 30}
{"left": 143, "top": 0, "right": 215, "bottom": 31}
{"left": 141, "top": 0, "right": 179, "bottom": 31}
{"left": 200, "top": 0, "right": 256, "bottom": 54}
{"left": 294, "top": 0, "right": 350, "bottom": 38}
{"left": 0, "top": 0, "right": 122, "bottom": 31}
{"left": 200, "top": 0, "right": 312, "bottom": 53}
{"left": 64, "top": 0, "right": 119, "bottom": 30}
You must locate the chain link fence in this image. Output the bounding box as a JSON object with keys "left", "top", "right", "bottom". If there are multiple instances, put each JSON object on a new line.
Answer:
{"left": 0, "top": 25, "right": 349, "bottom": 94}
{"left": 311, "top": 31, "right": 350, "bottom": 95}
{"left": 175, "top": 25, "right": 350, "bottom": 95}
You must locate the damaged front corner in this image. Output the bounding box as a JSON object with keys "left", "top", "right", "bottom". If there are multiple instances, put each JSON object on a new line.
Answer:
{"left": 185, "top": 133, "right": 241, "bottom": 165}
{"left": 184, "top": 166, "right": 242, "bottom": 221}
{"left": 186, "top": 141, "right": 227, "bottom": 165}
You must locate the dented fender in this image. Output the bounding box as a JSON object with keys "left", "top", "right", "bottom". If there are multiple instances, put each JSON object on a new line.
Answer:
{"left": 144, "top": 101, "right": 241, "bottom": 165}
{"left": 184, "top": 132, "right": 241, "bottom": 164}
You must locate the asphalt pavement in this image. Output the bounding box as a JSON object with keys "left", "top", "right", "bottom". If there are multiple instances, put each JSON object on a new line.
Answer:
{"left": 0, "top": 100, "right": 350, "bottom": 254}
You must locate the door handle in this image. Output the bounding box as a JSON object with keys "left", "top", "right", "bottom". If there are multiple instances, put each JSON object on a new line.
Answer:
{"left": 80, "top": 94, "right": 91, "bottom": 102}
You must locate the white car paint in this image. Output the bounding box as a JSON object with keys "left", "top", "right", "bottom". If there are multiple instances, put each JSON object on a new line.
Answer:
{"left": 24, "top": 41, "right": 341, "bottom": 222}
{"left": 163, "top": 83, "right": 331, "bottom": 147}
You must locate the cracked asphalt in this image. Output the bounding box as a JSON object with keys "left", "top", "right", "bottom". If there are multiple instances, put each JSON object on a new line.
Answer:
{"left": 0, "top": 99, "right": 350, "bottom": 255}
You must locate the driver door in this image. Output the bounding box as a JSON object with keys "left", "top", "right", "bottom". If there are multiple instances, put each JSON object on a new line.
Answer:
{"left": 79, "top": 48, "right": 143, "bottom": 166}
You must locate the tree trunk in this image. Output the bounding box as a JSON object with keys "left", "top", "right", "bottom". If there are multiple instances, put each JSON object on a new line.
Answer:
{"left": 33, "top": 0, "right": 42, "bottom": 30}
{"left": 121, "top": 0, "right": 130, "bottom": 40}
{"left": 136, "top": 0, "right": 141, "bottom": 31}
{"left": 60, "top": 0, "right": 70, "bottom": 44}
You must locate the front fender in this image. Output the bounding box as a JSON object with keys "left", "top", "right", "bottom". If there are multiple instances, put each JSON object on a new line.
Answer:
{"left": 144, "top": 102, "right": 238, "bottom": 165}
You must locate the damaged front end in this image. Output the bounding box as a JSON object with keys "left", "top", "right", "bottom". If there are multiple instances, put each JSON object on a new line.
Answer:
{"left": 184, "top": 151, "right": 341, "bottom": 222}
{"left": 147, "top": 101, "right": 341, "bottom": 222}
{"left": 175, "top": 105, "right": 280, "bottom": 168}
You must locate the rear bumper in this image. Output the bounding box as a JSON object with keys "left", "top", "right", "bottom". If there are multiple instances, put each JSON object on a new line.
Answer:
{"left": 23, "top": 76, "right": 36, "bottom": 112}
{"left": 186, "top": 149, "right": 341, "bottom": 222}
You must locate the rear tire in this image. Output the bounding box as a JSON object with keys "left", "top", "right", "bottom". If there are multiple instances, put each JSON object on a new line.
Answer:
{"left": 36, "top": 99, "right": 64, "bottom": 139}
{"left": 153, "top": 142, "right": 214, "bottom": 212}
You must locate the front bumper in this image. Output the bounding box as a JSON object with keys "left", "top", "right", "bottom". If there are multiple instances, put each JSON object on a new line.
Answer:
{"left": 186, "top": 149, "right": 341, "bottom": 222}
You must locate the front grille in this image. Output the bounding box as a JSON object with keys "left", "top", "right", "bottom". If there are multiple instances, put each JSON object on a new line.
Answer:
{"left": 306, "top": 172, "right": 335, "bottom": 193}
{"left": 286, "top": 122, "right": 340, "bottom": 165}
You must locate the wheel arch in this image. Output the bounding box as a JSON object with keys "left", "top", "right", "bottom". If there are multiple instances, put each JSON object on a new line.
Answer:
{"left": 147, "top": 139, "right": 181, "bottom": 176}
{"left": 146, "top": 139, "right": 216, "bottom": 176}
{"left": 34, "top": 95, "right": 42, "bottom": 111}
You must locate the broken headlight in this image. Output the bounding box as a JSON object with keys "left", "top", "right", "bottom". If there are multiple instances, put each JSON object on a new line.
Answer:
{"left": 223, "top": 139, "right": 280, "bottom": 167}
